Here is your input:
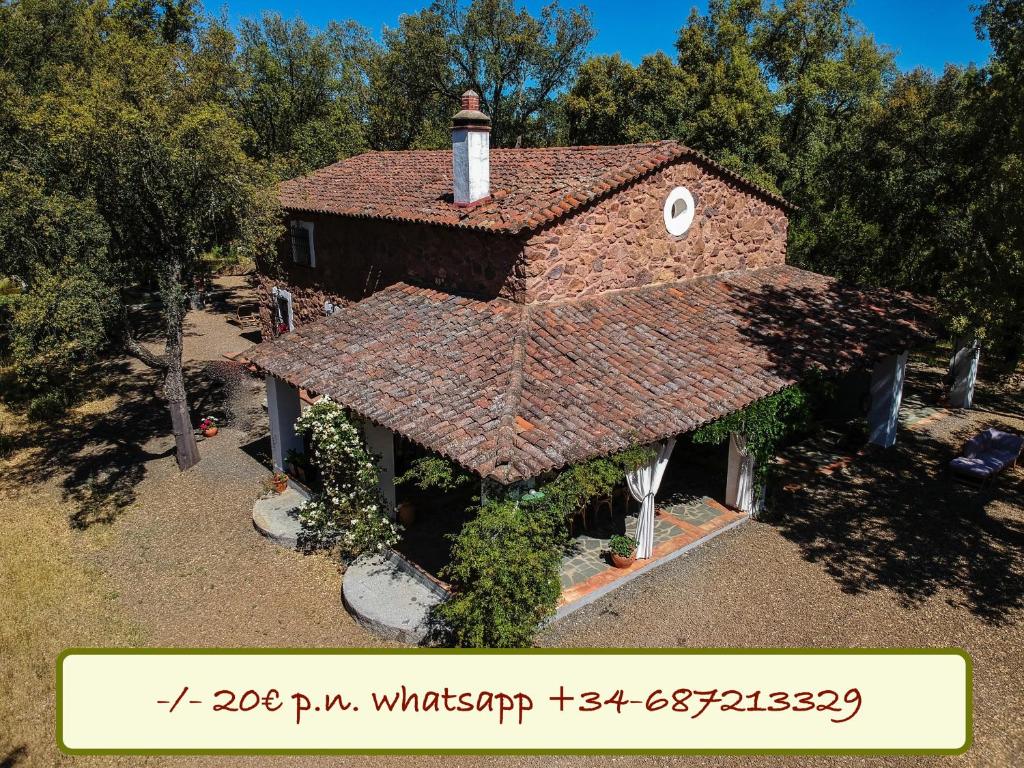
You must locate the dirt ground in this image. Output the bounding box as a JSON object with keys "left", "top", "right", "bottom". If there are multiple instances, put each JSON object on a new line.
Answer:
{"left": 1, "top": 277, "right": 1022, "bottom": 767}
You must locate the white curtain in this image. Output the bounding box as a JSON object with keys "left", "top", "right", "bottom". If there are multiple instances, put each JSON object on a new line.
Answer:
{"left": 626, "top": 438, "right": 676, "bottom": 559}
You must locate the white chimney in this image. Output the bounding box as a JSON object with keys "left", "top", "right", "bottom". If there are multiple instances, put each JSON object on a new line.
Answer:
{"left": 452, "top": 90, "right": 491, "bottom": 206}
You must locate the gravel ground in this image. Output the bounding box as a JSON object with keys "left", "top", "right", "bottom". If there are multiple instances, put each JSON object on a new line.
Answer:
{"left": 2, "top": 288, "right": 1022, "bottom": 768}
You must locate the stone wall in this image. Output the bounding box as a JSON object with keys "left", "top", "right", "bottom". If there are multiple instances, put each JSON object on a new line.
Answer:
{"left": 255, "top": 156, "right": 790, "bottom": 336}
{"left": 521, "top": 159, "right": 788, "bottom": 302}
{"left": 258, "top": 212, "right": 525, "bottom": 336}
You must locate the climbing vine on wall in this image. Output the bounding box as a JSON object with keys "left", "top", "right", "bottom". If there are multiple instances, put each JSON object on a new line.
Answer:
{"left": 293, "top": 398, "right": 399, "bottom": 556}
{"left": 692, "top": 384, "right": 812, "bottom": 478}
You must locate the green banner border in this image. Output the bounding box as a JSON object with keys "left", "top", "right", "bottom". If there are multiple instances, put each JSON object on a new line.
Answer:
{"left": 56, "top": 646, "right": 972, "bottom": 757}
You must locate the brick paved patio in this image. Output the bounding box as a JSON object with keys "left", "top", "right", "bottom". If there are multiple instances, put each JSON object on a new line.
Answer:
{"left": 557, "top": 495, "right": 745, "bottom": 616}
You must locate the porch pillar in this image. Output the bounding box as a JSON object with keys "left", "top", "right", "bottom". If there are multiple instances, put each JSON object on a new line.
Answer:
{"left": 949, "top": 337, "right": 980, "bottom": 409}
{"left": 266, "top": 375, "right": 303, "bottom": 472}
{"left": 868, "top": 350, "right": 909, "bottom": 448}
{"left": 725, "top": 432, "right": 757, "bottom": 515}
{"left": 362, "top": 422, "right": 397, "bottom": 518}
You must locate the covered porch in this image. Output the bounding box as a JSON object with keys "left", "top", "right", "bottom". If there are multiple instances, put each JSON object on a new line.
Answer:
{"left": 556, "top": 493, "right": 744, "bottom": 616}
{"left": 254, "top": 347, "right": 933, "bottom": 631}
{"left": 247, "top": 265, "right": 940, "bottom": 640}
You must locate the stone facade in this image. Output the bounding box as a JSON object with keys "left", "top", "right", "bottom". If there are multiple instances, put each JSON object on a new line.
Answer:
{"left": 522, "top": 159, "right": 788, "bottom": 302}
{"left": 258, "top": 212, "right": 525, "bottom": 337}
{"left": 259, "top": 156, "right": 788, "bottom": 335}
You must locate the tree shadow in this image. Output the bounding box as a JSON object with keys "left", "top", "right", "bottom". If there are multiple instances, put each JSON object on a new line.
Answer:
{"left": 769, "top": 421, "right": 1024, "bottom": 625}
{"left": 717, "top": 271, "right": 1022, "bottom": 623}
{"left": 0, "top": 745, "right": 27, "bottom": 768}
{"left": 720, "top": 270, "right": 938, "bottom": 385}
{"left": 2, "top": 356, "right": 233, "bottom": 529}
{"left": 240, "top": 434, "right": 273, "bottom": 472}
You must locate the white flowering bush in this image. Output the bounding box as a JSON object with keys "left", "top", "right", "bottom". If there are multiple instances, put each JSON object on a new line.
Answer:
{"left": 293, "top": 398, "right": 400, "bottom": 556}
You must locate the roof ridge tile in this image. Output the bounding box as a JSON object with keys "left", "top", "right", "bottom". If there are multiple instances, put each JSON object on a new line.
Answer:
{"left": 493, "top": 304, "right": 533, "bottom": 482}
{"left": 279, "top": 142, "right": 793, "bottom": 235}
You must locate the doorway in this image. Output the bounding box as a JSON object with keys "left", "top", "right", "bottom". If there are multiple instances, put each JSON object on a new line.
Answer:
{"left": 272, "top": 287, "right": 293, "bottom": 335}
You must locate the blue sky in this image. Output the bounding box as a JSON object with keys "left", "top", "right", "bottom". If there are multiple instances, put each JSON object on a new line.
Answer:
{"left": 218, "top": 0, "right": 992, "bottom": 74}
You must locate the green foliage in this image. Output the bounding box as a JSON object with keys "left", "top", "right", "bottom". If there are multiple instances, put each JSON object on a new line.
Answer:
{"left": 0, "top": 169, "right": 117, "bottom": 409}
{"left": 439, "top": 443, "right": 653, "bottom": 647}
{"left": 564, "top": 52, "right": 693, "bottom": 145}
{"left": 395, "top": 454, "right": 473, "bottom": 492}
{"left": 0, "top": 1, "right": 280, "bottom": 464}
{"left": 437, "top": 494, "right": 565, "bottom": 648}
{"left": 564, "top": 0, "right": 1024, "bottom": 371}
{"left": 941, "top": 0, "right": 1024, "bottom": 369}
{"left": 535, "top": 445, "right": 653, "bottom": 523}
{"left": 0, "top": 171, "right": 116, "bottom": 406}
{"left": 10, "top": 267, "right": 116, "bottom": 403}
{"left": 294, "top": 399, "right": 399, "bottom": 556}
{"left": 366, "top": 0, "right": 595, "bottom": 148}
{"left": 200, "top": 245, "right": 254, "bottom": 276}
{"left": 25, "top": 389, "right": 70, "bottom": 422}
{"left": 693, "top": 385, "right": 811, "bottom": 476}
{"left": 608, "top": 534, "right": 637, "bottom": 558}
{"left": 235, "top": 13, "right": 369, "bottom": 176}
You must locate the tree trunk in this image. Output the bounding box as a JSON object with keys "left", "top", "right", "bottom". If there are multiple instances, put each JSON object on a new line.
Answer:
{"left": 124, "top": 255, "right": 201, "bottom": 471}
{"left": 162, "top": 263, "right": 200, "bottom": 471}
{"left": 165, "top": 361, "right": 200, "bottom": 471}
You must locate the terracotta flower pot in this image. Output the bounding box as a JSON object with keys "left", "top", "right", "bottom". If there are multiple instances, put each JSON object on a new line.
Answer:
{"left": 273, "top": 478, "right": 288, "bottom": 494}
{"left": 610, "top": 551, "right": 636, "bottom": 569}
{"left": 202, "top": 426, "right": 218, "bottom": 437}
{"left": 397, "top": 500, "right": 416, "bottom": 527}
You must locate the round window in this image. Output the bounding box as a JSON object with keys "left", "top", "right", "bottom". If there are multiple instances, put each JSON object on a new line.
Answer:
{"left": 663, "top": 187, "right": 695, "bottom": 236}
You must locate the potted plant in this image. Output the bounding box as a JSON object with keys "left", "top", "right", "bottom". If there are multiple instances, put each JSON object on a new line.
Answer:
{"left": 607, "top": 534, "right": 638, "bottom": 568}
{"left": 198, "top": 416, "right": 218, "bottom": 437}
{"left": 271, "top": 471, "right": 288, "bottom": 494}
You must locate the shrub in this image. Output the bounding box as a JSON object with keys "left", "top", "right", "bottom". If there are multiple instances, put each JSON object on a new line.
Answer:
{"left": 293, "top": 399, "right": 399, "bottom": 557}
{"left": 26, "top": 389, "right": 69, "bottom": 421}
{"left": 10, "top": 267, "right": 115, "bottom": 408}
{"left": 437, "top": 495, "right": 565, "bottom": 648}
{"left": 438, "top": 444, "right": 656, "bottom": 648}
{"left": 395, "top": 454, "right": 473, "bottom": 492}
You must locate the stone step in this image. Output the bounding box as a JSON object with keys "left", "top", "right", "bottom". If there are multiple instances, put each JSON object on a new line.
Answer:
{"left": 342, "top": 552, "right": 448, "bottom": 644}
{"left": 251, "top": 486, "right": 307, "bottom": 549}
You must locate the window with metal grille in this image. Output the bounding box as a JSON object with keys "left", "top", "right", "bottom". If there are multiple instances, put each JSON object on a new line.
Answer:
{"left": 290, "top": 221, "right": 315, "bottom": 267}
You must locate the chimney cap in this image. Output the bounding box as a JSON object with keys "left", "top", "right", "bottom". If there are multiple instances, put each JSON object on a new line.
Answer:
{"left": 453, "top": 89, "right": 491, "bottom": 130}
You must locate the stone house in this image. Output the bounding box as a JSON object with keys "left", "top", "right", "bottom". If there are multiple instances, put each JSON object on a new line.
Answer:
{"left": 249, "top": 91, "right": 936, "bottom": 569}
{"left": 257, "top": 94, "right": 788, "bottom": 336}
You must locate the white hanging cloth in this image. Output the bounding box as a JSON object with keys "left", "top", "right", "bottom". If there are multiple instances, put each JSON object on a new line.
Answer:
{"left": 625, "top": 438, "right": 676, "bottom": 559}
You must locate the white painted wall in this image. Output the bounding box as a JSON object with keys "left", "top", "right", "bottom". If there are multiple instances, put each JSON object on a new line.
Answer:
{"left": 452, "top": 128, "right": 490, "bottom": 204}
{"left": 868, "top": 351, "right": 909, "bottom": 448}
{"left": 949, "top": 337, "right": 980, "bottom": 409}
{"left": 725, "top": 432, "right": 757, "bottom": 515}
{"left": 266, "top": 375, "right": 303, "bottom": 472}
{"left": 362, "top": 422, "right": 397, "bottom": 518}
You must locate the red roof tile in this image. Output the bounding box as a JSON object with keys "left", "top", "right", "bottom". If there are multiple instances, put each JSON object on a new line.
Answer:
{"left": 278, "top": 141, "right": 793, "bottom": 233}
{"left": 249, "top": 265, "right": 934, "bottom": 483}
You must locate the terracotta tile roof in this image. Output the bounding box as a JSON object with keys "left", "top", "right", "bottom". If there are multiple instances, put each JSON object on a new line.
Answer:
{"left": 278, "top": 141, "right": 793, "bottom": 233}
{"left": 250, "top": 265, "right": 934, "bottom": 483}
